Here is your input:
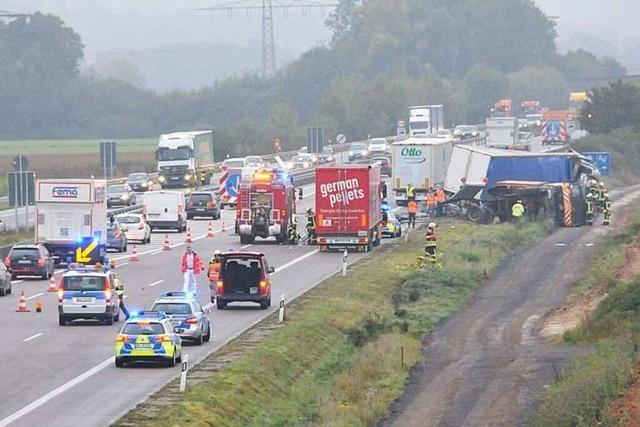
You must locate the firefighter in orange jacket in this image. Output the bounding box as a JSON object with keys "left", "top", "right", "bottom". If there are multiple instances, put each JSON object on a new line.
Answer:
{"left": 208, "top": 250, "right": 222, "bottom": 299}
{"left": 181, "top": 245, "right": 203, "bottom": 293}
{"left": 425, "top": 190, "right": 437, "bottom": 218}
{"left": 435, "top": 186, "right": 446, "bottom": 217}
{"left": 407, "top": 199, "right": 418, "bottom": 229}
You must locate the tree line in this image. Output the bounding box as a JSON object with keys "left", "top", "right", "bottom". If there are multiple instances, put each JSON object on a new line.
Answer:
{"left": 0, "top": 2, "right": 628, "bottom": 158}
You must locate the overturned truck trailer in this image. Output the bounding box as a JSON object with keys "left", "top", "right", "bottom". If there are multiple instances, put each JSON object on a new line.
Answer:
{"left": 443, "top": 145, "right": 596, "bottom": 224}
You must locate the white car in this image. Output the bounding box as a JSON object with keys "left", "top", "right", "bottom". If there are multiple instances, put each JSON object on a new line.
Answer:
{"left": 368, "top": 138, "right": 389, "bottom": 155}
{"left": 116, "top": 214, "right": 151, "bottom": 244}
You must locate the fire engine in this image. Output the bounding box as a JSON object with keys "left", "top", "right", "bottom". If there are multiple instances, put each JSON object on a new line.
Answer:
{"left": 236, "top": 168, "right": 297, "bottom": 244}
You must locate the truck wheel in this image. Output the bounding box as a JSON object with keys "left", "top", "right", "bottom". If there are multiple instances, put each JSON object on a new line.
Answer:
{"left": 480, "top": 207, "right": 494, "bottom": 225}
{"left": 465, "top": 206, "right": 484, "bottom": 223}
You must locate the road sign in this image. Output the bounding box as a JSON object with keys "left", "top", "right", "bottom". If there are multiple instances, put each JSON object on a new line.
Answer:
{"left": 583, "top": 152, "right": 611, "bottom": 177}
{"left": 306, "top": 127, "right": 324, "bottom": 153}
{"left": 225, "top": 172, "right": 241, "bottom": 198}
{"left": 336, "top": 134, "right": 346, "bottom": 144}
{"left": 12, "top": 155, "right": 28, "bottom": 171}
{"left": 8, "top": 171, "right": 35, "bottom": 207}
{"left": 75, "top": 238, "right": 100, "bottom": 263}
{"left": 100, "top": 141, "right": 117, "bottom": 168}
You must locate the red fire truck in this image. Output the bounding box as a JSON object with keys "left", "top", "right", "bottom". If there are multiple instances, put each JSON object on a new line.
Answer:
{"left": 315, "top": 164, "right": 382, "bottom": 252}
{"left": 236, "top": 168, "right": 296, "bottom": 244}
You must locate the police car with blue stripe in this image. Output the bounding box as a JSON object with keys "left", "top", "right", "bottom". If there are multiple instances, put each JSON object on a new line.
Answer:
{"left": 150, "top": 291, "right": 211, "bottom": 345}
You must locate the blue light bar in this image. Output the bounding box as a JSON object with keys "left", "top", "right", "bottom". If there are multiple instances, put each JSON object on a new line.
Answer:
{"left": 131, "top": 311, "right": 167, "bottom": 319}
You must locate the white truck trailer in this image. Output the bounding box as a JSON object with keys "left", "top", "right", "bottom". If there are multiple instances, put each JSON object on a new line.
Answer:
{"left": 485, "top": 117, "right": 520, "bottom": 149}
{"left": 35, "top": 179, "right": 108, "bottom": 265}
{"left": 391, "top": 135, "right": 453, "bottom": 205}
{"left": 157, "top": 130, "right": 214, "bottom": 188}
{"left": 409, "top": 105, "right": 445, "bottom": 136}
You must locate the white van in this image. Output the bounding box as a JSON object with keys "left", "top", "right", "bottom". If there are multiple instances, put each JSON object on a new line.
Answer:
{"left": 143, "top": 191, "right": 187, "bottom": 232}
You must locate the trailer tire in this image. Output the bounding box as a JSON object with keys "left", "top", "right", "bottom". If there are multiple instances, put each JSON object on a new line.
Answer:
{"left": 480, "top": 207, "right": 494, "bottom": 225}
{"left": 465, "top": 206, "right": 485, "bottom": 223}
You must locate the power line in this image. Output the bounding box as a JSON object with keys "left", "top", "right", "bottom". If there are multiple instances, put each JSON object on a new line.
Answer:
{"left": 196, "top": 1, "right": 337, "bottom": 78}
{"left": 0, "top": 10, "right": 31, "bottom": 20}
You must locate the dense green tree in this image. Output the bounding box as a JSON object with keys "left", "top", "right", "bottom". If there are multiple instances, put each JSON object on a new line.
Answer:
{"left": 463, "top": 64, "right": 506, "bottom": 123}
{"left": 581, "top": 81, "right": 640, "bottom": 134}
{"left": 507, "top": 66, "right": 569, "bottom": 109}
{"left": 558, "top": 50, "right": 626, "bottom": 89}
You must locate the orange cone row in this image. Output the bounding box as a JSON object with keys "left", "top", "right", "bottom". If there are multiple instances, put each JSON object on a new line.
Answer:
{"left": 16, "top": 290, "right": 29, "bottom": 312}
{"left": 207, "top": 222, "right": 215, "bottom": 238}
{"left": 185, "top": 228, "right": 193, "bottom": 243}
{"left": 47, "top": 276, "right": 58, "bottom": 292}
{"left": 131, "top": 245, "right": 139, "bottom": 262}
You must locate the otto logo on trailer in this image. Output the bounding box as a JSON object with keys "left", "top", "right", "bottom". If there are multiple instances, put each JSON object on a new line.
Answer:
{"left": 400, "top": 147, "right": 426, "bottom": 164}
{"left": 52, "top": 187, "right": 79, "bottom": 198}
{"left": 319, "top": 178, "right": 365, "bottom": 208}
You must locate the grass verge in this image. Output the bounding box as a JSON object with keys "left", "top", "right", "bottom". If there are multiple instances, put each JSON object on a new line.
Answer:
{"left": 116, "top": 219, "right": 552, "bottom": 427}
{"left": 532, "top": 208, "right": 640, "bottom": 427}
{"left": 0, "top": 229, "right": 33, "bottom": 247}
{"left": 0, "top": 138, "right": 156, "bottom": 156}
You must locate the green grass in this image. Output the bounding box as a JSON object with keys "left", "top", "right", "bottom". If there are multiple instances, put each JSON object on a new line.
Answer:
{"left": 115, "top": 219, "right": 552, "bottom": 427}
{"left": 0, "top": 229, "right": 33, "bottom": 247}
{"left": 0, "top": 138, "right": 156, "bottom": 156}
{"left": 533, "top": 208, "right": 640, "bottom": 427}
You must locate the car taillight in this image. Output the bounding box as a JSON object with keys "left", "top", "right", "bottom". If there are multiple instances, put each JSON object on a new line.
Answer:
{"left": 37, "top": 257, "right": 45, "bottom": 267}
{"left": 57, "top": 289, "right": 64, "bottom": 303}
{"left": 161, "top": 335, "right": 173, "bottom": 342}
{"left": 105, "top": 289, "right": 112, "bottom": 303}
{"left": 259, "top": 280, "right": 268, "bottom": 294}
{"left": 216, "top": 281, "right": 224, "bottom": 294}
{"left": 116, "top": 335, "right": 131, "bottom": 343}
{"left": 186, "top": 317, "right": 198, "bottom": 324}
{"left": 3, "top": 256, "right": 10, "bottom": 267}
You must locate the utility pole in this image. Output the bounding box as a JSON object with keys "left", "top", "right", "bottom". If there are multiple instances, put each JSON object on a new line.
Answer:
{"left": 196, "top": 1, "right": 337, "bottom": 79}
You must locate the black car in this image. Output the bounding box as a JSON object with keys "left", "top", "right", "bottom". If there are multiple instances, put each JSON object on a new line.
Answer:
{"left": 5, "top": 244, "right": 55, "bottom": 279}
{"left": 370, "top": 156, "right": 391, "bottom": 176}
{"left": 186, "top": 192, "right": 221, "bottom": 220}
{"left": 126, "top": 172, "right": 154, "bottom": 192}
{"left": 107, "top": 184, "right": 136, "bottom": 208}
{"left": 0, "top": 262, "right": 11, "bottom": 296}
{"left": 107, "top": 227, "right": 128, "bottom": 252}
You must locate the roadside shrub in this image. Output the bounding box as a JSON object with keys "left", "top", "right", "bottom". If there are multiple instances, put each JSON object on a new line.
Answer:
{"left": 458, "top": 250, "right": 480, "bottom": 263}
{"left": 347, "top": 313, "right": 389, "bottom": 347}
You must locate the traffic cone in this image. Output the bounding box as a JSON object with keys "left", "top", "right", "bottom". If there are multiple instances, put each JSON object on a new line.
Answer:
{"left": 16, "top": 290, "right": 29, "bottom": 312}
{"left": 35, "top": 301, "right": 43, "bottom": 313}
{"left": 47, "top": 276, "right": 58, "bottom": 292}
{"left": 163, "top": 234, "right": 171, "bottom": 251}
{"left": 131, "top": 245, "right": 139, "bottom": 262}
{"left": 185, "top": 228, "right": 193, "bottom": 243}
{"left": 207, "top": 222, "right": 215, "bottom": 238}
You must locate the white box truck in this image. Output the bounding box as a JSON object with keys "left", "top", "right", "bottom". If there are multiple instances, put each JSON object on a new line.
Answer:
{"left": 35, "top": 179, "right": 108, "bottom": 265}
{"left": 157, "top": 130, "right": 214, "bottom": 188}
{"left": 409, "top": 105, "right": 445, "bottom": 136}
{"left": 485, "top": 117, "right": 519, "bottom": 149}
{"left": 142, "top": 191, "right": 187, "bottom": 232}
{"left": 391, "top": 135, "right": 453, "bottom": 205}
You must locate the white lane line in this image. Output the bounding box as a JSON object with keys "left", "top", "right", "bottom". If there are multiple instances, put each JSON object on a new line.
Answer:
{"left": 241, "top": 244, "right": 253, "bottom": 250}
{"left": 272, "top": 250, "right": 319, "bottom": 275}
{"left": 148, "top": 280, "right": 164, "bottom": 287}
{"left": 26, "top": 292, "right": 43, "bottom": 301}
{"left": 0, "top": 356, "right": 113, "bottom": 427}
{"left": 23, "top": 333, "right": 43, "bottom": 343}
{"left": 11, "top": 280, "right": 23, "bottom": 285}
{"left": 118, "top": 262, "right": 129, "bottom": 268}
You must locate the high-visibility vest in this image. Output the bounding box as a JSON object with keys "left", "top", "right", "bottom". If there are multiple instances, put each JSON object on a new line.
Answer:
{"left": 208, "top": 262, "right": 220, "bottom": 282}
{"left": 307, "top": 215, "right": 316, "bottom": 229}
{"left": 406, "top": 185, "right": 414, "bottom": 198}
{"left": 512, "top": 203, "right": 525, "bottom": 217}
{"left": 408, "top": 201, "right": 418, "bottom": 214}
{"left": 426, "top": 194, "right": 436, "bottom": 207}
{"left": 598, "top": 189, "right": 606, "bottom": 201}
{"left": 435, "top": 189, "right": 445, "bottom": 203}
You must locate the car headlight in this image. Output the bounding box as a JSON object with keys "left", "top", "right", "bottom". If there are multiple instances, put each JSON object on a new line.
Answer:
{"left": 141, "top": 182, "right": 147, "bottom": 187}
{"left": 121, "top": 194, "right": 129, "bottom": 200}
{"left": 472, "top": 131, "right": 478, "bottom": 136}
{"left": 348, "top": 152, "right": 354, "bottom": 156}
{"left": 184, "top": 174, "right": 192, "bottom": 180}
{"left": 286, "top": 162, "right": 294, "bottom": 169}
{"left": 303, "top": 162, "right": 310, "bottom": 168}
{"left": 158, "top": 176, "right": 166, "bottom": 183}
{"left": 328, "top": 156, "right": 335, "bottom": 161}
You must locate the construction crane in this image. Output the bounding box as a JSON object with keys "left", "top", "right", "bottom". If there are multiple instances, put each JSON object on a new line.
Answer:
{"left": 196, "top": 1, "right": 337, "bottom": 78}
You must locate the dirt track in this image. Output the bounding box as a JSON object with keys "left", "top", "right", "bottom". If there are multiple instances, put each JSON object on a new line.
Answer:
{"left": 384, "top": 188, "right": 640, "bottom": 427}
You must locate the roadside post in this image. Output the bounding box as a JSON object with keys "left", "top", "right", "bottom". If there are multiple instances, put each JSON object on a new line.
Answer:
{"left": 278, "top": 294, "right": 285, "bottom": 323}
{"left": 179, "top": 354, "right": 189, "bottom": 392}
{"left": 342, "top": 250, "right": 348, "bottom": 277}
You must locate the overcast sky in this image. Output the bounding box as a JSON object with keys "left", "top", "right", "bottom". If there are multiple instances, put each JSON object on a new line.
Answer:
{"left": 1, "top": 0, "right": 638, "bottom": 84}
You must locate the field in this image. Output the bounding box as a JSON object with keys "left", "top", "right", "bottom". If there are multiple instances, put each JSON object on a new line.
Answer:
{"left": 116, "top": 219, "right": 552, "bottom": 427}
{"left": 0, "top": 138, "right": 156, "bottom": 156}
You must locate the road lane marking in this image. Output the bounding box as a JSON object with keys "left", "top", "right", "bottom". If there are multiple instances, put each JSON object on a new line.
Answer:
{"left": 118, "top": 262, "right": 129, "bottom": 268}
{"left": 11, "top": 280, "right": 23, "bottom": 285}
{"left": 0, "top": 356, "right": 114, "bottom": 427}
{"left": 23, "top": 333, "right": 43, "bottom": 343}
{"left": 26, "top": 292, "right": 43, "bottom": 301}
{"left": 272, "top": 250, "right": 319, "bottom": 275}
{"left": 241, "top": 244, "right": 253, "bottom": 249}
{"left": 148, "top": 280, "right": 164, "bottom": 287}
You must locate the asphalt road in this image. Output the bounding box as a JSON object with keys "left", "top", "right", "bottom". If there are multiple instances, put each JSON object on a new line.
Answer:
{"left": 0, "top": 167, "right": 393, "bottom": 427}
{"left": 385, "top": 187, "right": 640, "bottom": 426}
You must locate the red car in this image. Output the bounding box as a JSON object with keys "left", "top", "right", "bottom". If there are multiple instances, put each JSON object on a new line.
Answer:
{"left": 212, "top": 251, "right": 274, "bottom": 310}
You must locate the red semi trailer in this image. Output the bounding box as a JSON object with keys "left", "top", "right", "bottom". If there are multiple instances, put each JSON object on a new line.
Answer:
{"left": 315, "top": 164, "right": 382, "bottom": 252}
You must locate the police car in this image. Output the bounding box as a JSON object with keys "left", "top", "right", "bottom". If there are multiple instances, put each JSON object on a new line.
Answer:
{"left": 57, "top": 263, "right": 120, "bottom": 326}
{"left": 115, "top": 311, "right": 183, "bottom": 368}
{"left": 150, "top": 291, "right": 211, "bottom": 345}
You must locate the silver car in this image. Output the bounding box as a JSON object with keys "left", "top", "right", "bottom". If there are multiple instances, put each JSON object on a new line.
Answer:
{"left": 151, "top": 292, "right": 211, "bottom": 345}
{"left": 58, "top": 266, "right": 120, "bottom": 325}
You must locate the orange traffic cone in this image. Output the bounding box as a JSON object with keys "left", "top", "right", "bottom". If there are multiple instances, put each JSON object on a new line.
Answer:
{"left": 16, "top": 290, "right": 29, "bottom": 312}
{"left": 163, "top": 234, "right": 171, "bottom": 251}
{"left": 35, "top": 301, "right": 43, "bottom": 313}
{"left": 207, "top": 222, "right": 215, "bottom": 238}
{"left": 185, "top": 228, "right": 193, "bottom": 243}
{"left": 131, "top": 245, "right": 139, "bottom": 262}
{"left": 47, "top": 276, "right": 58, "bottom": 292}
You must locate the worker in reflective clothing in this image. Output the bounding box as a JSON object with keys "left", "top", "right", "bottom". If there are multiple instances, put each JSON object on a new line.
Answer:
{"left": 208, "top": 250, "right": 222, "bottom": 300}
{"left": 585, "top": 193, "right": 595, "bottom": 226}
{"left": 306, "top": 208, "right": 316, "bottom": 244}
{"left": 435, "top": 186, "right": 446, "bottom": 217}
{"left": 288, "top": 218, "right": 299, "bottom": 244}
{"left": 597, "top": 182, "right": 607, "bottom": 209}
{"left": 407, "top": 199, "right": 418, "bottom": 229}
{"left": 181, "top": 245, "right": 202, "bottom": 293}
{"left": 406, "top": 183, "right": 415, "bottom": 201}
{"left": 114, "top": 277, "right": 129, "bottom": 320}
{"left": 511, "top": 200, "right": 525, "bottom": 221}
{"left": 602, "top": 194, "right": 612, "bottom": 226}
{"left": 425, "top": 222, "right": 437, "bottom": 264}
{"left": 425, "top": 190, "right": 437, "bottom": 218}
